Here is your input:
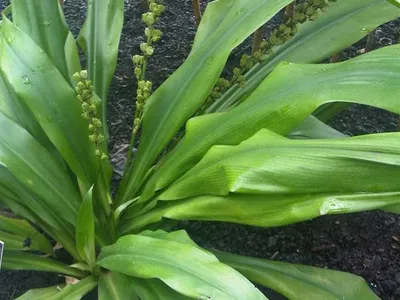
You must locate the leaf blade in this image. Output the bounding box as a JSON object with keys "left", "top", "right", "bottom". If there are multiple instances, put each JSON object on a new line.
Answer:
{"left": 97, "top": 233, "right": 266, "bottom": 300}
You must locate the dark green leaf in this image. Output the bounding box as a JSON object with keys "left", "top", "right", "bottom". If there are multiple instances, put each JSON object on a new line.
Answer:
{"left": 99, "top": 271, "right": 138, "bottom": 300}
{"left": 131, "top": 278, "right": 190, "bottom": 300}
{"left": 78, "top": 0, "right": 124, "bottom": 127}
{"left": 76, "top": 187, "right": 96, "bottom": 266}
{"left": 0, "top": 213, "right": 52, "bottom": 253}
{"left": 11, "top": 0, "right": 80, "bottom": 81}
{"left": 0, "top": 13, "right": 99, "bottom": 185}
{"left": 3, "top": 251, "right": 84, "bottom": 278}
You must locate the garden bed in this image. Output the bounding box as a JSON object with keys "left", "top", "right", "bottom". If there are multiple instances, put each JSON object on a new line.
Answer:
{"left": 0, "top": 0, "right": 399, "bottom": 299}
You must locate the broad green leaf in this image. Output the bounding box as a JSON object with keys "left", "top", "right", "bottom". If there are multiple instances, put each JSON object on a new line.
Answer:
{"left": 76, "top": 187, "right": 96, "bottom": 266}
{"left": 288, "top": 116, "right": 346, "bottom": 139}
{"left": 0, "top": 165, "right": 78, "bottom": 259}
{"left": 208, "top": 0, "right": 400, "bottom": 113}
{"left": 99, "top": 271, "right": 138, "bottom": 300}
{"left": 17, "top": 285, "right": 65, "bottom": 300}
{"left": 52, "top": 276, "right": 97, "bottom": 300}
{"left": 0, "top": 213, "right": 52, "bottom": 253}
{"left": 131, "top": 278, "right": 190, "bottom": 300}
{"left": 122, "top": 192, "right": 400, "bottom": 234}
{"left": 0, "top": 68, "right": 52, "bottom": 149}
{"left": 0, "top": 112, "right": 81, "bottom": 225}
{"left": 0, "top": 13, "right": 99, "bottom": 185}
{"left": 214, "top": 251, "right": 378, "bottom": 300}
{"left": 161, "top": 130, "right": 400, "bottom": 200}
{"left": 97, "top": 233, "right": 266, "bottom": 299}
{"left": 11, "top": 0, "right": 80, "bottom": 82}
{"left": 17, "top": 277, "right": 97, "bottom": 300}
{"left": 140, "top": 46, "right": 400, "bottom": 203}
{"left": 117, "top": 0, "right": 294, "bottom": 205}
{"left": 387, "top": 0, "right": 400, "bottom": 8}
{"left": 3, "top": 251, "right": 85, "bottom": 278}
{"left": 78, "top": 0, "right": 124, "bottom": 122}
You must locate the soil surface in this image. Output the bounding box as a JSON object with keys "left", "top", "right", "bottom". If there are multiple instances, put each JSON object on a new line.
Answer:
{"left": 0, "top": 0, "right": 399, "bottom": 299}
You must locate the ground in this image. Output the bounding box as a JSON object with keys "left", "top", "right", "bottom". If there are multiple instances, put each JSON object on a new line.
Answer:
{"left": 0, "top": 0, "right": 399, "bottom": 299}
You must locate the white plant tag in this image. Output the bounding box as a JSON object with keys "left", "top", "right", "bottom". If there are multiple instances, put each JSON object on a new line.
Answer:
{"left": 0, "top": 240, "right": 3, "bottom": 270}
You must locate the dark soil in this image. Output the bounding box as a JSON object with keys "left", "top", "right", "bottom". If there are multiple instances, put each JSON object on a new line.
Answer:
{"left": 0, "top": 0, "right": 399, "bottom": 299}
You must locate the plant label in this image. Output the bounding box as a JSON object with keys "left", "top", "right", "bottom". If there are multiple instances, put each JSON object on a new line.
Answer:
{"left": 0, "top": 240, "right": 3, "bottom": 270}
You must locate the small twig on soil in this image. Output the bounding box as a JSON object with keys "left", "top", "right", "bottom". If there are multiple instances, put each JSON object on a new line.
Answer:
{"left": 192, "top": 0, "right": 202, "bottom": 27}
{"left": 270, "top": 251, "right": 279, "bottom": 260}
{"left": 251, "top": 27, "right": 264, "bottom": 54}
{"left": 283, "top": 2, "right": 296, "bottom": 23}
{"left": 365, "top": 32, "right": 375, "bottom": 52}
{"left": 329, "top": 53, "right": 341, "bottom": 63}
{"left": 311, "top": 244, "right": 336, "bottom": 252}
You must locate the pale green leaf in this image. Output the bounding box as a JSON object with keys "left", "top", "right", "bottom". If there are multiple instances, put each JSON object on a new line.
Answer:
{"left": 208, "top": 0, "right": 400, "bottom": 113}
{"left": 117, "top": 0, "right": 294, "bottom": 205}
{"left": 97, "top": 233, "right": 266, "bottom": 299}
{"left": 215, "top": 251, "right": 378, "bottom": 300}
{"left": 288, "top": 115, "right": 347, "bottom": 139}
{"left": 161, "top": 130, "right": 400, "bottom": 200}
{"left": 140, "top": 45, "right": 400, "bottom": 203}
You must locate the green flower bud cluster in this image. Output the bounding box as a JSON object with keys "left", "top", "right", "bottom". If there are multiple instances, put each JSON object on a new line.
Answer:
{"left": 130, "top": 0, "right": 164, "bottom": 139}
{"left": 202, "top": 0, "right": 338, "bottom": 113}
{"left": 133, "top": 80, "right": 153, "bottom": 133}
{"left": 72, "top": 70, "right": 105, "bottom": 157}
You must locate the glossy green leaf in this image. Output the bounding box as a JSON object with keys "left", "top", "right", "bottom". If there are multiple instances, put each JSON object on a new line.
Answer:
{"left": 387, "top": 0, "right": 400, "bottom": 8}
{"left": 11, "top": 0, "right": 80, "bottom": 82}
{"left": 0, "top": 68, "right": 52, "bottom": 149}
{"left": 97, "top": 233, "right": 266, "bottom": 299}
{"left": 0, "top": 165, "right": 78, "bottom": 259}
{"left": 17, "top": 277, "right": 97, "bottom": 300}
{"left": 3, "top": 251, "right": 84, "bottom": 278}
{"left": 140, "top": 45, "right": 400, "bottom": 203}
{"left": 0, "top": 213, "right": 52, "bottom": 253}
{"left": 288, "top": 116, "right": 346, "bottom": 139}
{"left": 208, "top": 0, "right": 400, "bottom": 113}
{"left": 0, "top": 112, "right": 81, "bottom": 225}
{"left": 121, "top": 131, "right": 400, "bottom": 232}
{"left": 131, "top": 278, "right": 190, "bottom": 300}
{"left": 0, "top": 13, "right": 99, "bottom": 185}
{"left": 123, "top": 192, "right": 400, "bottom": 234}
{"left": 16, "top": 285, "right": 65, "bottom": 300}
{"left": 53, "top": 276, "right": 97, "bottom": 300}
{"left": 78, "top": 0, "right": 124, "bottom": 122}
{"left": 214, "top": 251, "right": 378, "bottom": 300}
{"left": 117, "top": 0, "right": 294, "bottom": 205}
{"left": 99, "top": 271, "right": 138, "bottom": 300}
{"left": 76, "top": 187, "right": 96, "bottom": 266}
{"left": 161, "top": 130, "right": 400, "bottom": 200}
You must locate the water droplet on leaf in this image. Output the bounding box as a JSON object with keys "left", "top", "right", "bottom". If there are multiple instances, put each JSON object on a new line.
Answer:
{"left": 5, "top": 35, "right": 15, "bottom": 44}
{"left": 22, "top": 76, "right": 31, "bottom": 84}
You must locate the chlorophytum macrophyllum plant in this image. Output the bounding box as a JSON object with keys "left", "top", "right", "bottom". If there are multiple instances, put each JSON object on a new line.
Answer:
{"left": 0, "top": 0, "right": 399, "bottom": 299}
